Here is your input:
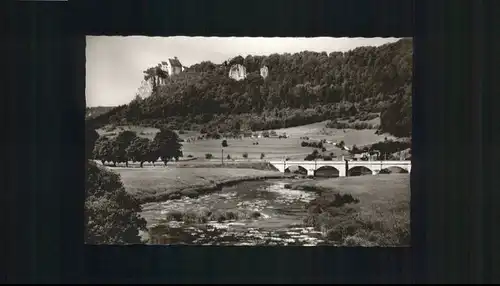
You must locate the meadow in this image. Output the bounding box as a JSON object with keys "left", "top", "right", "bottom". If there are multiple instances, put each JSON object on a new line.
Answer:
{"left": 289, "top": 174, "right": 410, "bottom": 246}
{"left": 96, "top": 120, "right": 395, "bottom": 161}
{"left": 114, "top": 167, "right": 289, "bottom": 204}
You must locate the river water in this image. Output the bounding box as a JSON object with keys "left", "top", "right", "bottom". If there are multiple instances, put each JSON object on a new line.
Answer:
{"left": 140, "top": 179, "right": 333, "bottom": 246}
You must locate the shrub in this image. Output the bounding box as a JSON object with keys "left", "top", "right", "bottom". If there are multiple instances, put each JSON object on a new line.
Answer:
{"left": 187, "top": 154, "right": 193, "bottom": 158}
{"left": 227, "top": 154, "right": 231, "bottom": 160}
{"left": 165, "top": 210, "right": 184, "bottom": 221}
{"left": 304, "top": 154, "right": 316, "bottom": 161}
{"left": 242, "top": 152, "right": 248, "bottom": 159}
{"left": 178, "top": 129, "right": 186, "bottom": 134}
{"left": 205, "top": 153, "right": 213, "bottom": 159}
{"left": 260, "top": 153, "right": 265, "bottom": 159}
{"left": 221, "top": 139, "right": 228, "bottom": 147}
{"left": 301, "top": 141, "right": 308, "bottom": 147}
{"left": 85, "top": 161, "right": 147, "bottom": 244}
{"left": 182, "top": 211, "right": 199, "bottom": 224}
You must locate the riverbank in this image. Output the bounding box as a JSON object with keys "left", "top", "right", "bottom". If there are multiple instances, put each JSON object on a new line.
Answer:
{"left": 289, "top": 174, "right": 410, "bottom": 246}
{"left": 115, "top": 167, "right": 293, "bottom": 204}
{"left": 176, "top": 161, "right": 280, "bottom": 171}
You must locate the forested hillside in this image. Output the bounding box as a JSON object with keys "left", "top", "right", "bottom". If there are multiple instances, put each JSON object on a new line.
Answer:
{"left": 85, "top": 106, "right": 116, "bottom": 119}
{"left": 87, "top": 38, "right": 412, "bottom": 138}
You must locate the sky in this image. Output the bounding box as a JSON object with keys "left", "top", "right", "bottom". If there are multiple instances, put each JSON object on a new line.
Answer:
{"left": 86, "top": 36, "right": 400, "bottom": 107}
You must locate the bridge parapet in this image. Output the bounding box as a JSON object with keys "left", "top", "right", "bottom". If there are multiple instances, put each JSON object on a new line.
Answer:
{"left": 267, "top": 160, "right": 411, "bottom": 176}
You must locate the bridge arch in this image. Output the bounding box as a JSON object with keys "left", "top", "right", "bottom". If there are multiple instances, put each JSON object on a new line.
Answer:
{"left": 314, "top": 165, "right": 340, "bottom": 178}
{"left": 348, "top": 166, "right": 373, "bottom": 176}
{"left": 379, "top": 166, "right": 409, "bottom": 174}
{"left": 285, "top": 165, "right": 308, "bottom": 175}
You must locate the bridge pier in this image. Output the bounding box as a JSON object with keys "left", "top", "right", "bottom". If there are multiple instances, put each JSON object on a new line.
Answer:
{"left": 307, "top": 169, "right": 315, "bottom": 176}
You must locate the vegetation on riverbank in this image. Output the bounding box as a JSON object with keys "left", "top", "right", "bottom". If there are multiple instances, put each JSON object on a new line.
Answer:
{"left": 176, "top": 161, "right": 280, "bottom": 171}
{"left": 115, "top": 167, "right": 291, "bottom": 204}
{"left": 290, "top": 174, "right": 410, "bottom": 246}
{"left": 85, "top": 126, "right": 147, "bottom": 245}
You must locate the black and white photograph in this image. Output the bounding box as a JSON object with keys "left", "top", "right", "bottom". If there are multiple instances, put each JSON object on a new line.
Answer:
{"left": 85, "top": 36, "right": 412, "bottom": 246}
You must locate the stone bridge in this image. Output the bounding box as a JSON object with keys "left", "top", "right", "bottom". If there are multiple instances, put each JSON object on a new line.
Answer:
{"left": 267, "top": 159, "right": 412, "bottom": 177}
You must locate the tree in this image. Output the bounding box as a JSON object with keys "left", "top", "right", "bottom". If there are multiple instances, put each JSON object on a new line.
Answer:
{"left": 85, "top": 161, "right": 147, "bottom": 244}
{"left": 93, "top": 136, "right": 110, "bottom": 165}
{"left": 86, "top": 126, "right": 99, "bottom": 160}
{"left": 115, "top": 131, "right": 138, "bottom": 167}
{"left": 93, "top": 137, "right": 120, "bottom": 166}
{"left": 221, "top": 139, "right": 228, "bottom": 147}
{"left": 126, "top": 137, "right": 151, "bottom": 167}
{"left": 338, "top": 140, "right": 345, "bottom": 149}
{"left": 145, "top": 141, "right": 160, "bottom": 166}
{"left": 153, "top": 128, "right": 182, "bottom": 166}
{"left": 350, "top": 144, "right": 360, "bottom": 155}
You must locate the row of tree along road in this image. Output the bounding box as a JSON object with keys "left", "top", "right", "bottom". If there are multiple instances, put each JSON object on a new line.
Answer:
{"left": 92, "top": 129, "right": 183, "bottom": 167}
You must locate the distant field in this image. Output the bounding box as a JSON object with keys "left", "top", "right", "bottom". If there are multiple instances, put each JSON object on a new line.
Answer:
{"left": 95, "top": 120, "right": 395, "bottom": 161}
{"left": 182, "top": 137, "right": 348, "bottom": 161}
{"left": 114, "top": 167, "right": 287, "bottom": 203}
{"left": 266, "top": 120, "right": 394, "bottom": 143}
{"left": 337, "top": 114, "right": 381, "bottom": 126}
{"left": 96, "top": 125, "right": 160, "bottom": 140}
{"left": 182, "top": 120, "right": 394, "bottom": 160}
{"left": 291, "top": 174, "right": 410, "bottom": 246}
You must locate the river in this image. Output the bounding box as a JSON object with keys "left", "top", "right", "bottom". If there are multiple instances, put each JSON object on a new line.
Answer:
{"left": 140, "top": 179, "right": 334, "bottom": 246}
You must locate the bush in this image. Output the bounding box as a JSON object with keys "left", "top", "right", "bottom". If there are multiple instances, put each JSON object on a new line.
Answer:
{"left": 221, "top": 139, "right": 228, "bottom": 147}
{"left": 301, "top": 141, "right": 308, "bottom": 147}
{"left": 205, "top": 153, "right": 213, "bottom": 159}
{"left": 260, "top": 153, "right": 265, "bottom": 159}
{"left": 85, "top": 161, "right": 147, "bottom": 244}
{"left": 304, "top": 154, "right": 316, "bottom": 161}
{"left": 242, "top": 152, "right": 248, "bottom": 159}
{"left": 187, "top": 154, "right": 193, "bottom": 158}
{"left": 178, "top": 129, "right": 186, "bottom": 134}
{"left": 166, "top": 210, "right": 184, "bottom": 221}
{"left": 227, "top": 154, "right": 231, "bottom": 160}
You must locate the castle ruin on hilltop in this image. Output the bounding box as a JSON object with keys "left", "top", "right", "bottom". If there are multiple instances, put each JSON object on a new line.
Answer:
{"left": 228, "top": 63, "right": 269, "bottom": 81}
{"left": 160, "top": 57, "right": 183, "bottom": 78}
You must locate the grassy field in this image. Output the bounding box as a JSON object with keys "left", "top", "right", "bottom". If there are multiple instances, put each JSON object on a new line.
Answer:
{"left": 336, "top": 114, "right": 381, "bottom": 126}
{"left": 290, "top": 174, "right": 410, "bottom": 246}
{"left": 113, "top": 167, "right": 288, "bottom": 203}
{"left": 95, "top": 120, "right": 395, "bottom": 161}
{"left": 182, "top": 120, "right": 394, "bottom": 160}
{"left": 96, "top": 125, "right": 161, "bottom": 140}
{"left": 182, "top": 137, "right": 349, "bottom": 160}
